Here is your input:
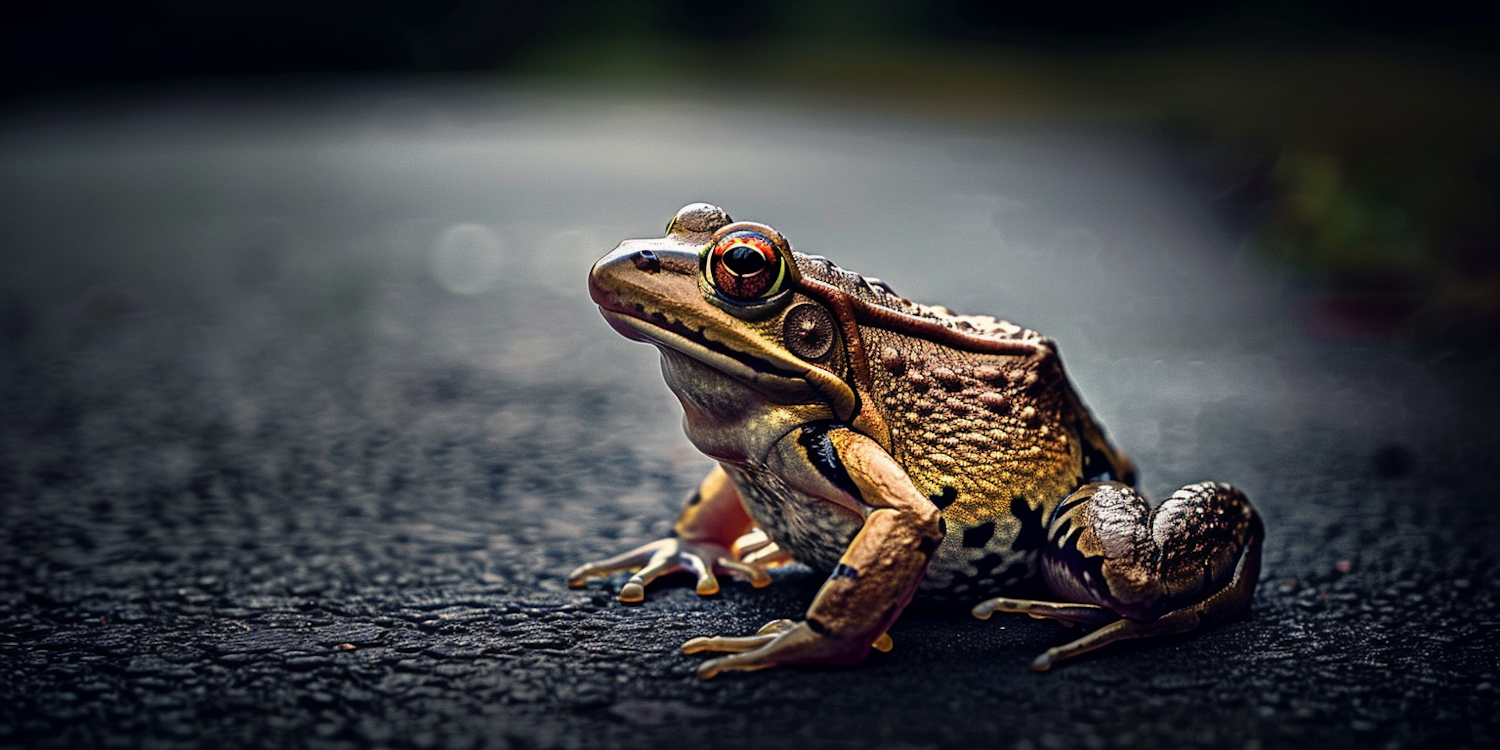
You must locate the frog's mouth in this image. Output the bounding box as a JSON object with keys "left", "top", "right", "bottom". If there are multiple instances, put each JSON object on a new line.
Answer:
{"left": 598, "top": 305, "right": 806, "bottom": 385}
{"left": 596, "top": 306, "right": 858, "bottom": 421}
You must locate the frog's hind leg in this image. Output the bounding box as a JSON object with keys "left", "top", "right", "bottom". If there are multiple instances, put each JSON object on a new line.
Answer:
{"left": 974, "top": 481, "right": 1263, "bottom": 671}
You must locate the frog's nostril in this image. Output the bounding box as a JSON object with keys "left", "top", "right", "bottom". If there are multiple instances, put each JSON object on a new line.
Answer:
{"left": 632, "top": 250, "right": 661, "bottom": 273}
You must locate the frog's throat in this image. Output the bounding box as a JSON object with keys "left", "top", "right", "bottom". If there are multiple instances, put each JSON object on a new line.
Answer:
{"left": 598, "top": 308, "right": 860, "bottom": 423}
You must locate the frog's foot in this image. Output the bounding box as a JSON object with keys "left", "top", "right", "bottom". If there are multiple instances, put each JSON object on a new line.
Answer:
{"left": 971, "top": 598, "right": 1117, "bottom": 627}
{"left": 684, "top": 619, "right": 893, "bottom": 656}
{"left": 682, "top": 618, "right": 796, "bottom": 655}
{"left": 979, "top": 481, "right": 1264, "bottom": 671}
{"left": 682, "top": 619, "right": 893, "bottom": 679}
{"left": 732, "top": 528, "right": 793, "bottom": 568}
{"left": 567, "top": 537, "right": 772, "bottom": 603}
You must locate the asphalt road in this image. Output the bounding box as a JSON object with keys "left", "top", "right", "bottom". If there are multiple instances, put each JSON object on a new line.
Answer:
{"left": 2, "top": 82, "right": 1497, "bottom": 750}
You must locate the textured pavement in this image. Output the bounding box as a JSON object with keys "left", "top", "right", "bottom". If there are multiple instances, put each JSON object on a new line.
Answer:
{"left": 1, "top": 83, "right": 1497, "bottom": 750}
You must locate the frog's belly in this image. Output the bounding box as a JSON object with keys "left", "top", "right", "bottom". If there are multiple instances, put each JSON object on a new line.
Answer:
{"left": 916, "top": 520, "right": 1040, "bottom": 604}
{"left": 724, "top": 463, "right": 1041, "bottom": 602}
{"left": 723, "top": 463, "right": 861, "bottom": 572}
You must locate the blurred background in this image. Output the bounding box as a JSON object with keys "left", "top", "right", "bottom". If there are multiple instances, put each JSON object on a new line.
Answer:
{"left": 5, "top": 0, "right": 1500, "bottom": 349}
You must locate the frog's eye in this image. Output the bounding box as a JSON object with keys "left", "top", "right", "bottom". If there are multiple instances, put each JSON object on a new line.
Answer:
{"left": 704, "top": 230, "right": 789, "bottom": 302}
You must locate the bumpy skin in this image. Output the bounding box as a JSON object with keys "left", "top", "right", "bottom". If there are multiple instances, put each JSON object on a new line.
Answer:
{"left": 570, "top": 203, "right": 1263, "bottom": 675}
{"left": 809, "top": 258, "right": 1137, "bottom": 602}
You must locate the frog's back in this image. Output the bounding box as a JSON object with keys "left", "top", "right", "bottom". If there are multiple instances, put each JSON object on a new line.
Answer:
{"left": 796, "top": 255, "right": 1088, "bottom": 601}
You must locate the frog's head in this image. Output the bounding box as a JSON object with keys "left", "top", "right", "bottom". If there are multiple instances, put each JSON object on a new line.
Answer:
{"left": 589, "top": 204, "right": 860, "bottom": 449}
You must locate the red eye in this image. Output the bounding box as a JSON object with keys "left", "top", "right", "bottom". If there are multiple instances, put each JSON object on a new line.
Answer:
{"left": 707, "top": 231, "right": 787, "bottom": 301}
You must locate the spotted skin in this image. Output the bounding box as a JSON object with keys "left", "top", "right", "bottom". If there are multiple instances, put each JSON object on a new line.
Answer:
{"left": 795, "top": 257, "right": 1119, "bottom": 601}
{"left": 575, "top": 202, "right": 1263, "bottom": 675}
{"left": 724, "top": 461, "right": 862, "bottom": 573}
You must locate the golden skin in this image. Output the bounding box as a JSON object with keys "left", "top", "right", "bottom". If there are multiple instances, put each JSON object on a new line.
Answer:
{"left": 570, "top": 203, "right": 1264, "bottom": 675}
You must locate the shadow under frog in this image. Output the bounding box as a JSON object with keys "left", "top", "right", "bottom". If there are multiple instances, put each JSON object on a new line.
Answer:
{"left": 570, "top": 203, "right": 1264, "bottom": 677}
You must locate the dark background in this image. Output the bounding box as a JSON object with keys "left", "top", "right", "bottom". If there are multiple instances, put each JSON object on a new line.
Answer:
{"left": 3, "top": 2, "right": 1499, "bottom": 750}
{"left": 4, "top": 1, "right": 1499, "bottom": 98}
{"left": 7, "top": 0, "right": 1500, "bottom": 345}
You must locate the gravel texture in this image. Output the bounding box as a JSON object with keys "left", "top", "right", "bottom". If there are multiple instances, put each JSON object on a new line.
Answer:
{"left": 2, "top": 84, "right": 1497, "bottom": 750}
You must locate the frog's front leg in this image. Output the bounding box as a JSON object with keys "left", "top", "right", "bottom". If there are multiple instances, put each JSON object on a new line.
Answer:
{"left": 684, "top": 425, "right": 944, "bottom": 678}
{"left": 568, "top": 465, "right": 772, "bottom": 602}
{"left": 974, "top": 481, "right": 1263, "bottom": 670}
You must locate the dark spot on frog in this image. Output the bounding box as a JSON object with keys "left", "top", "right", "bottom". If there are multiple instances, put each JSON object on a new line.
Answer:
{"left": 805, "top": 617, "right": 830, "bottom": 635}
{"left": 1081, "top": 440, "right": 1121, "bottom": 483}
{"left": 997, "top": 560, "right": 1033, "bottom": 588}
{"left": 631, "top": 250, "right": 660, "bottom": 273}
{"left": 1053, "top": 490, "right": 1092, "bottom": 520}
{"left": 1052, "top": 520, "right": 1086, "bottom": 550}
{"left": 974, "top": 553, "right": 1006, "bottom": 575}
{"left": 829, "top": 563, "right": 859, "bottom": 580}
{"left": 963, "top": 521, "right": 996, "bottom": 549}
{"left": 797, "top": 423, "right": 863, "bottom": 502}
{"left": 917, "top": 535, "right": 941, "bottom": 556}
{"left": 1049, "top": 525, "right": 1114, "bottom": 605}
{"left": 945, "top": 554, "right": 1036, "bottom": 597}
{"left": 929, "top": 486, "right": 958, "bottom": 510}
{"left": 1008, "top": 495, "right": 1047, "bottom": 553}
{"left": 1373, "top": 444, "right": 1414, "bottom": 479}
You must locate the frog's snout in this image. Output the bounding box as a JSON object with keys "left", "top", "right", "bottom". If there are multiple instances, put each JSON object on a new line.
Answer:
{"left": 588, "top": 240, "right": 701, "bottom": 312}
{"left": 587, "top": 242, "right": 644, "bottom": 309}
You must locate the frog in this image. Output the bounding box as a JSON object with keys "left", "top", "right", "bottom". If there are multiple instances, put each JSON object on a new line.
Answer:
{"left": 570, "top": 203, "right": 1264, "bottom": 677}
